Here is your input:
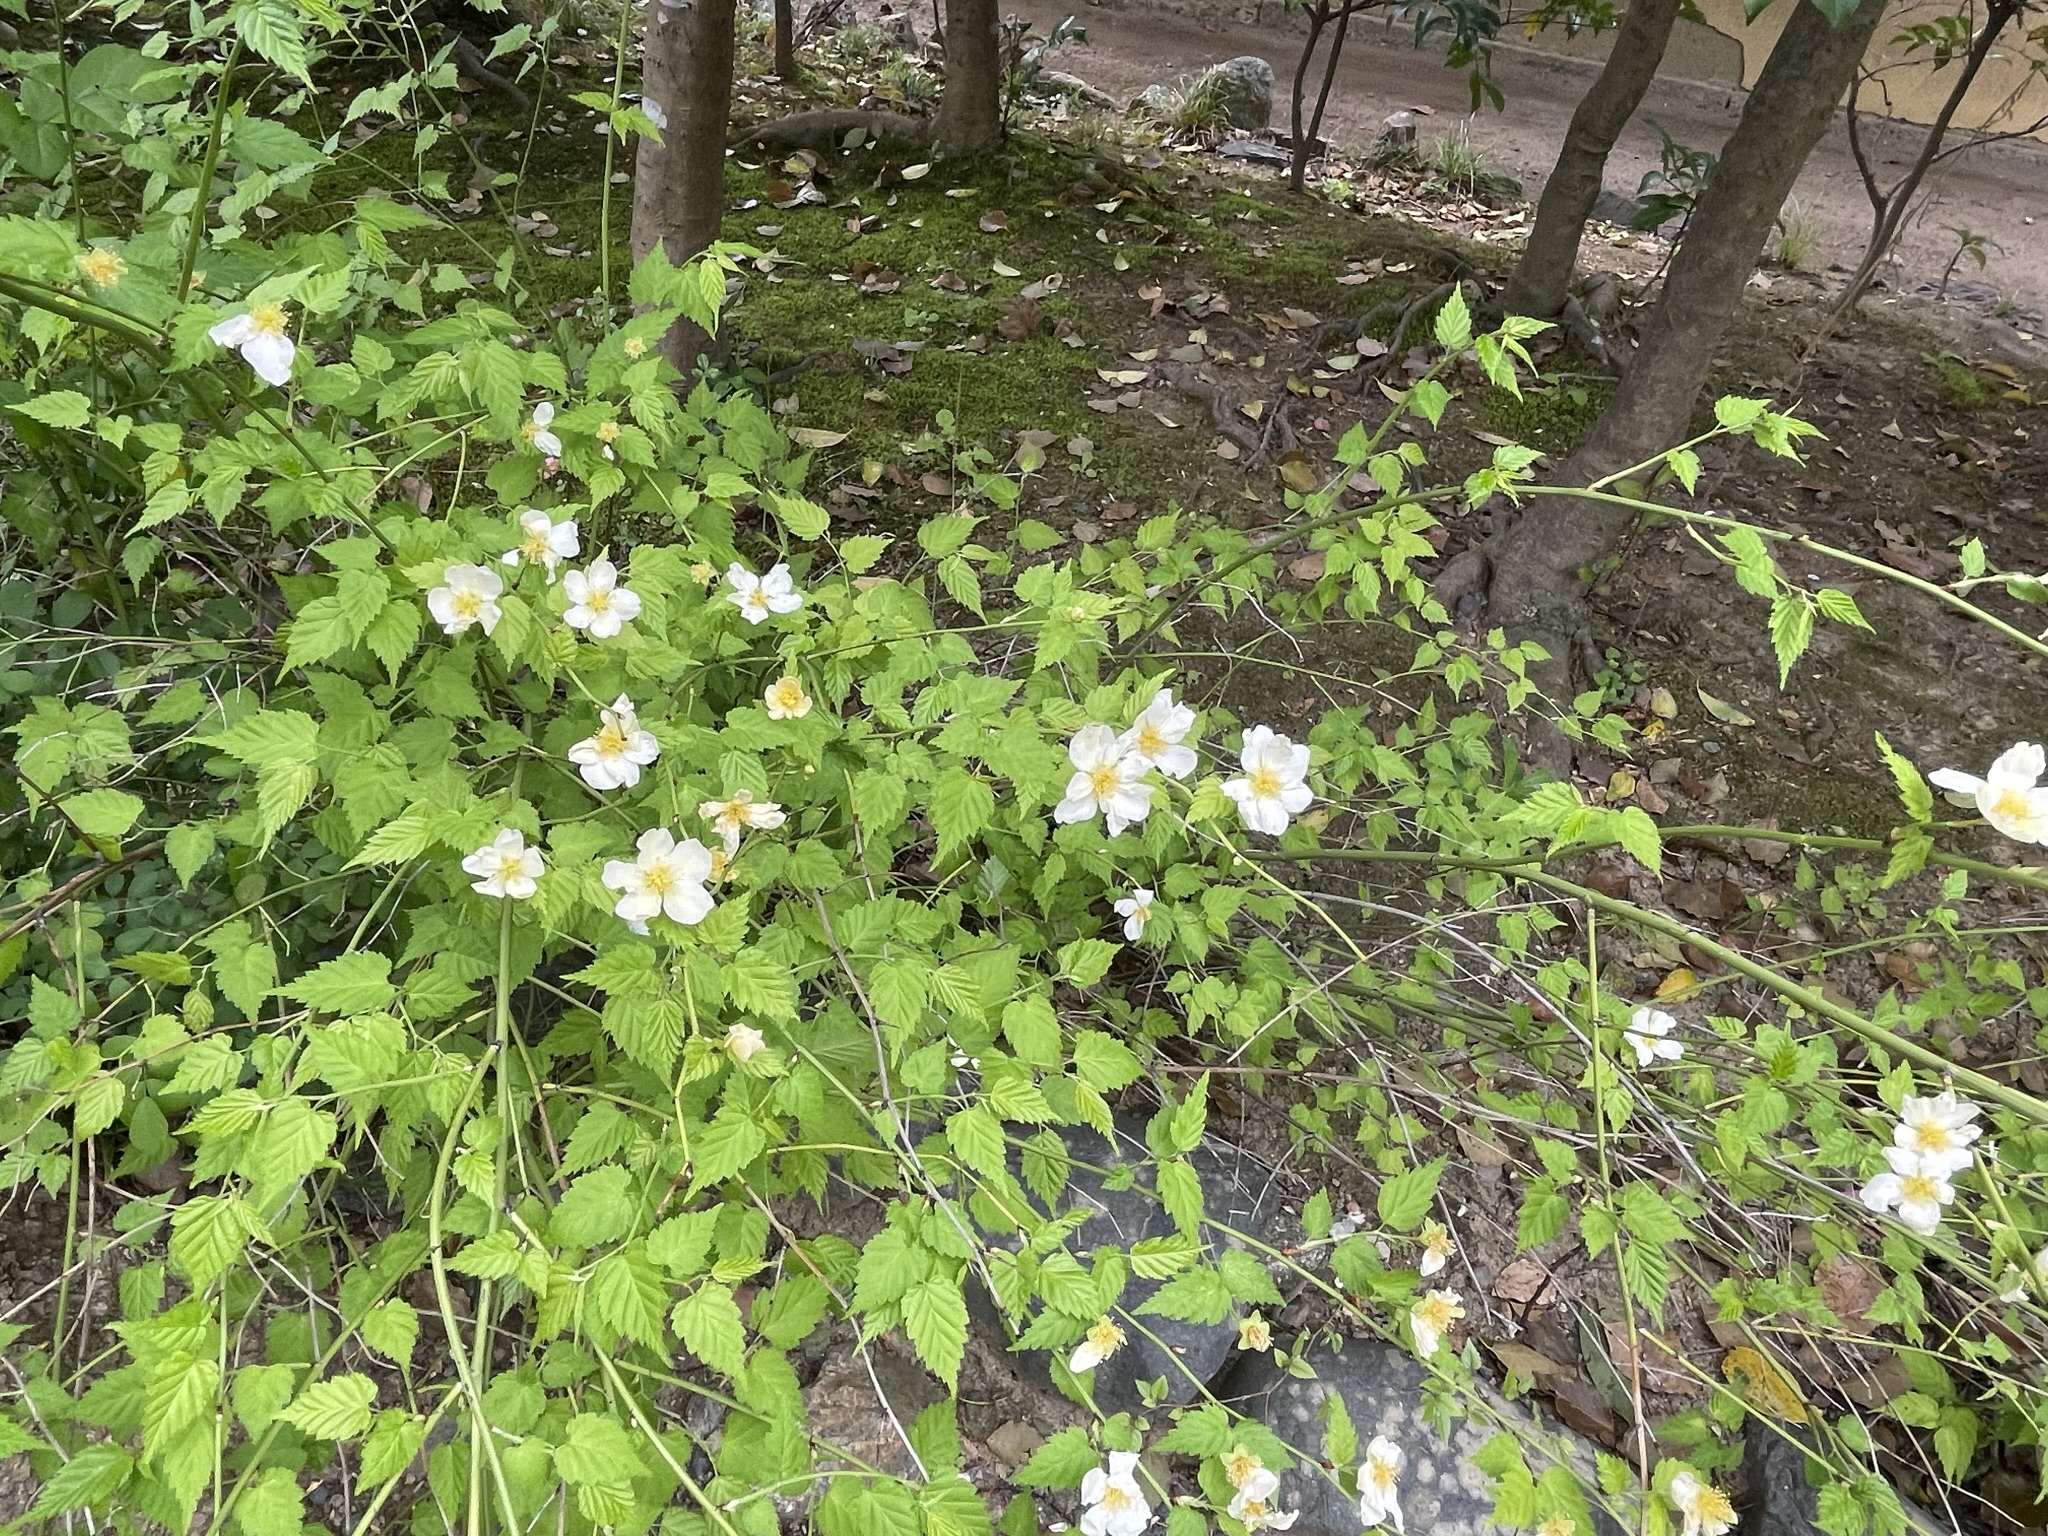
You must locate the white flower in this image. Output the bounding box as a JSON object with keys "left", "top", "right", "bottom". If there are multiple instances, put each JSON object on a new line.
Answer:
{"left": 1890, "top": 1089, "right": 1982, "bottom": 1177}
{"left": 698, "top": 789, "right": 788, "bottom": 856}
{"left": 1418, "top": 1220, "right": 1455, "bottom": 1279}
{"left": 1667, "top": 1471, "right": 1736, "bottom": 1536}
{"left": 1067, "top": 1315, "right": 1125, "bottom": 1374}
{"left": 567, "top": 694, "right": 660, "bottom": 791}
{"left": 209, "top": 303, "right": 296, "bottom": 387}
{"left": 1114, "top": 887, "right": 1154, "bottom": 942}
{"left": 1119, "top": 688, "right": 1198, "bottom": 779}
{"left": 562, "top": 559, "right": 642, "bottom": 639}
{"left": 522, "top": 400, "right": 562, "bottom": 458}
{"left": 1054, "top": 724, "right": 1154, "bottom": 836}
{"left": 1078, "top": 1451, "right": 1151, "bottom": 1536}
{"left": 601, "top": 829, "right": 716, "bottom": 929}
{"left": 1227, "top": 1469, "right": 1298, "bottom": 1534}
{"left": 1357, "top": 1437, "right": 1404, "bottom": 1532}
{"left": 1221, "top": 726, "right": 1312, "bottom": 836}
{"left": 1622, "top": 1006, "right": 1684, "bottom": 1067}
{"left": 1930, "top": 742, "right": 2048, "bottom": 843}
{"left": 461, "top": 829, "right": 544, "bottom": 900}
{"left": 501, "top": 509, "right": 580, "bottom": 581}
{"left": 726, "top": 1023, "right": 765, "bottom": 1062}
{"left": 764, "top": 676, "right": 813, "bottom": 720}
{"left": 726, "top": 562, "right": 803, "bottom": 624}
{"left": 643, "top": 98, "right": 668, "bottom": 131}
{"left": 1236, "top": 1312, "right": 1271, "bottom": 1352}
{"left": 1221, "top": 1446, "right": 1266, "bottom": 1491}
{"left": 428, "top": 563, "right": 504, "bottom": 636}
{"left": 1408, "top": 1288, "right": 1464, "bottom": 1359}
{"left": 1858, "top": 1146, "right": 1956, "bottom": 1237}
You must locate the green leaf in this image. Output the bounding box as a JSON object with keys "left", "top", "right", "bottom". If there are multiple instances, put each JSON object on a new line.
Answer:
{"left": 1611, "top": 806, "right": 1663, "bottom": 877}
{"left": 550, "top": 1165, "right": 637, "bottom": 1249}
{"left": 590, "top": 1246, "right": 670, "bottom": 1347}
{"left": 1713, "top": 396, "right": 1768, "bottom": 432}
{"left": 929, "top": 770, "right": 995, "bottom": 858}
{"left": 726, "top": 947, "right": 799, "bottom": 1020}
{"left": 235, "top": 1466, "right": 306, "bottom": 1536}
{"left": 1815, "top": 587, "right": 1872, "bottom": 631}
{"left": 1376, "top": 1160, "right": 1443, "bottom": 1232}
{"left": 1407, "top": 379, "right": 1451, "bottom": 427}
{"left": 116, "top": 951, "right": 193, "bottom": 987}
{"left": 144, "top": 1353, "right": 221, "bottom": 1466}
{"left": 282, "top": 952, "right": 395, "bottom": 1015}
{"left": 360, "top": 1300, "right": 419, "bottom": 1364}
{"left": 64, "top": 787, "right": 144, "bottom": 840}
{"left": 166, "top": 822, "right": 217, "bottom": 888}
{"left": 1071, "top": 1031, "right": 1141, "bottom": 1091}
{"left": 1768, "top": 592, "right": 1814, "bottom": 687}
{"left": 1874, "top": 733, "right": 1934, "bottom": 824}
{"left": 1055, "top": 938, "right": 1119, "bottom": 988}
{"left": 28, "top": 1443, "right": 133, "bottom": 1518}
{"left": 170, "top": 1194, "right": 263, "bottom": 1287}
{"left": 1015, "top": 1426, "right": 1098, "bottom": 1489}
{"left": 1001, "top": 995, "right": 1062, "bottom": 1068}
{"left": 232, "top": 0, "right": 313, "bottom": 81}
{"left": 902, "top": 1274, "right": 968, "bottom": 1389}
{"left": 1433, "top": 288, "right": 1472, "bottom": 352}
{"left": 72, "top": 1076, "right": 126, "bottom": 1139}
{"left": 554, "top": 1413, "right": 648, "bottom": 1522}
{"left": 673, "top": 1281, "right": 748, "bottom": 1376}
{"left": 281, "top": 1373, "right": 378, "bottom": 1440}
{"left": 13, "top": 390, "right": 92, "bottom": 430}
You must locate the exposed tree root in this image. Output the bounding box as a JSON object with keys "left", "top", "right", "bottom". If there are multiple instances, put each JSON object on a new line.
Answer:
{"left": 1164, "top": 364, "right": 1265, "bottom": 457}
{"left": 737, "top": 110, "right": 934, "bottom": 152}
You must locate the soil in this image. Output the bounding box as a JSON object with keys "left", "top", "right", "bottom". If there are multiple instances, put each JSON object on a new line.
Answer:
{"left": 1006, "top": 0, "right": 2048, "bottom": 326}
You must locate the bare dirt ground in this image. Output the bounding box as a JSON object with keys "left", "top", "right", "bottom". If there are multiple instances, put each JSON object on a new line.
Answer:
{"left": 1008, "top": 0, "right": 2048, "bottom": 325}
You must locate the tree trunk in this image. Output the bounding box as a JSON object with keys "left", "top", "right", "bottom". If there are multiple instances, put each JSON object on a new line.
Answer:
{"left": 1499, "top": 0, "right": 1685, "bottom": 320}
{"left": 1288, "top": 0, "right": 1334, "bottom": 193}
{"left": 933, "top": 0, "right": 1002, "bottom": 157}
{"left": 1822, "top": 0, "right": 2016, "bottom": 331}
{"left": 774, "top": 0, "right": 797, "bottom": 80}
{"left": 1298, "top": 0, "right": 1359, "bottom": 192}
{"left": 1466, "top": 0, "right": 1892, "bottom": 769}
{"left": 631, "top": 0, "right": 737, "bottom": 375}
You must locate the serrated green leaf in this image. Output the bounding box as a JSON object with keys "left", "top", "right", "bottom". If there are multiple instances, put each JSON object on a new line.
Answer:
{"left": 282, "top": 1373, "right": 377, "bottom": 1440}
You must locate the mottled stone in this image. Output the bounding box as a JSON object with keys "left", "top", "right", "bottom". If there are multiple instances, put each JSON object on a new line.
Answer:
{"left": 1220, "top": 1340, "right": 1631, "bottom": 1536}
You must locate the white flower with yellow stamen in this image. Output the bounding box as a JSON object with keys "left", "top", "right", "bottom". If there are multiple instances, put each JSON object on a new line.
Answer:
{"left": 1067, "top": 1315, "right": 1126, "bottom": 1374}
{"left": 1079, "top": 1452, "right": 1152, "bottom": 1536}
{"left": 76, "top": 247, "right": 127, "bottom": 289}
{"left": 502, "top": 509, "right": 579, "bottom": 581}
{"left": 765, "top": 676, "right": 813, "bottom": 720}
{"left": 209, "top": 303, "right": 296, "bottom": 386}
{"left": 1226, "top": 1467, "right": 1297, "bottom": 1534}
{"left": 1668, "top": 1471, "right": 1736, "bottom": 1536}
{"left": 562, "top": 558, "right": 642, "bottom": 639}
{"left": 726, "top": 561, "right": 804, "bottom": 624}
{"left": 601, "top": 829, "right": 715, "bottom": 930}
{"left": 1890, "top": 1089, "right": 1981, "bottom": 1177}
{"left": 460, "top": 829, "right": 543, "bottom": 900}
{"left": 1408, "top": 1288, "right": 1464, "bottom": 1359}
{"left": 427, "top": 563, "right": 504, "bottom": 636}
{"left": 1858, "top": 1147, "right": 1956, "bottom": 1237}
{"left": 1114, "top": 887, "right": 1154, "bottom": 942}
{"left": 1222, "top": 726, "right": 1312, "bottom": 836}
{"left": 1119, "top": 687, "right": 1198, "bottom": 779}
{"left": 698, "top": 789, "right": 788, "bottom": 857}
{"left": 1930, "top": 742, "right": 2048, "bottom": 843}
{"left": 1357, "top": 1437, "right": 1404, "bottom": 1532}
{"left": 1054, "top": 724, "right": 1153, "bottom": 836}
{"left": 1221, "top": 1446, "right": 1265, "bottom": 1491}
{"left": 1418, "top": 1220, "right": 1456, "bottom": 1279}
{"left": 522, "top": 400, "right": 562, "bottom": 458}
{"left": 1236, "top": 1312, "right": 1272, "bottom": 1352}
{"left": 1623, "top": 1006, "right": 1684, "bottom": 1067}
{"left": 567, "top": 694, "right": 660, "bottom": 791}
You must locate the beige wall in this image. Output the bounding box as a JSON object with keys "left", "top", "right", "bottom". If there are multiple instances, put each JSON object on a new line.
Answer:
{"left": 1510, "top": 0, "right": 2048, "bottom": 142}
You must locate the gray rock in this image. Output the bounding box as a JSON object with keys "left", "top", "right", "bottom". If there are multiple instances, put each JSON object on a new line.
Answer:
{"left": 803, "top": 1332, "right": 946, "bottom": 1479}
{"left": 1142, "top": 55, "right": 1274, "bottom": 132}
{"left": 1219, "top": 1340, "right": 1632, "bottom": 1536}
{"left": 1218, "top": 138, "right": 1292, "bottom": 167}
{"left": 873, "top": 5, "right": 918, "bottom": 49}
{"left": 977, "top": 1115, "right": 1279, "bottom": 1415}
{"left": 1737, "top": 1420, "right": 1821, "bottom": 1536}
{"left": 1592, "top": 188, "right": 1650, "bottom": 228}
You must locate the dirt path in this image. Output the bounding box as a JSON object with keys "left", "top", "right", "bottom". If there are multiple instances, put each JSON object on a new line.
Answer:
{"left": 1009, "top": 0, "right": 2048, "bottom": 324}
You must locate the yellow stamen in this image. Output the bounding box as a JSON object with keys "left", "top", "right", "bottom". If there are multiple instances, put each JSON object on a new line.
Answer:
{"left": 248, "top": 303, "right": 288, "bottom": 337}
{"left": 1900, "top": 1173, "right": 1941, "bottom": 1204}
{"left": 1247, "top": 766, "right": 1281, "bottom": 798}
{"left": 1089, "top": 763, "right": 1122, "bottom": 796}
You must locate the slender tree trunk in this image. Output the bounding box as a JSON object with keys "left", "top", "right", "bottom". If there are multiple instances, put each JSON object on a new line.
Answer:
{"left": 1467, "top": 0, "right": 1892, "bottom": 768}
{"left": 631, "top": 0, "right": 737, "bottom": 375}
{"left": 1288, "top": 0, "right": 1333, "bottom": 193}
{"left": 774, "top": 0, "right": 798, "bottom": 80}
{"left": 1298, "top": 0, "right": 1360, "bottom": 192}
{"left": 1822, "top": 0, "right": 2016, "bottom": 329}
{"left": 933, "top": 0, "right": 1002, "bottom": 156}
{"left": 1499, "top": 0, "right": 1684, "bottom": 320}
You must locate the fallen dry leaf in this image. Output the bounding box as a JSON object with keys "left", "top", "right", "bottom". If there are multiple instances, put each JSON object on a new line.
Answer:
{"left": 1287, "top": 551, "right": 1326, "bottom": 581}
{"left": 978, "top": 209, "right": 1009, "bottom": 233}
{"left": 1489, "top": 1340, "right": 1573, "bottom": 1381}
{"left": 1492, "top": 1256, "right": 1554, "bottom": 1304}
